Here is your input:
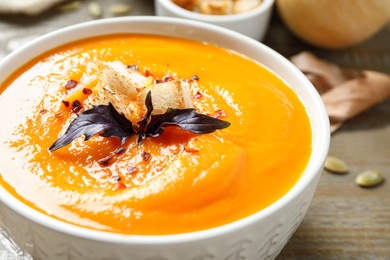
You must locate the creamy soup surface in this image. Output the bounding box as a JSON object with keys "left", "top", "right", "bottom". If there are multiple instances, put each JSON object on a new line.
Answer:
{"left": 0, "top": 34, "right": 312, "bottom": 235}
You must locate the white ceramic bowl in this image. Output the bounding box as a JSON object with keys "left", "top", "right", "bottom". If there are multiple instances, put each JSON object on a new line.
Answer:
{"left": 0, "top": 17, "right": 329, "bottom": 260}
{"left": 155, "top": 0, "right": 275, "bottom": 41}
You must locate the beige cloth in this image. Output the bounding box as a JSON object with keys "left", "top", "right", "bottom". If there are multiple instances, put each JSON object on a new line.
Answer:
{"left": 291, "top": 52, "right": 390, "bottom": 133}
{"left": 0, "top": 0, "right": 65, "bottom": 15}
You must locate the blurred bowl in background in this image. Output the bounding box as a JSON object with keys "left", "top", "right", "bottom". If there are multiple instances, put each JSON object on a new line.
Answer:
{"left": 155, "top": 0, "right": 275, "bottom": 41}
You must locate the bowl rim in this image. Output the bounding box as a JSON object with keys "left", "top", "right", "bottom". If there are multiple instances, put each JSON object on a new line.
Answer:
{"left": 155, "top": 0, "right": 275, "bottom": 22}
{"left": 0, "top": 16, "right": 330, "bottom": 245}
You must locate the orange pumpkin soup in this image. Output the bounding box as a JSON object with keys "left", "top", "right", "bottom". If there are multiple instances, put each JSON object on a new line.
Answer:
{"left": 0, "top": 34, "right": 312, "bottom": 235}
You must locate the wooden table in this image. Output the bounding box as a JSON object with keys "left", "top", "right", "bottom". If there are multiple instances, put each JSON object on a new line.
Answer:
{"left": 1, "top": 1, "right": 389, "bottom": 259}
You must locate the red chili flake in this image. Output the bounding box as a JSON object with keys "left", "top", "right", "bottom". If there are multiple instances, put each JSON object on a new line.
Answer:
{"left": 72, "top": 100, "right": 82, "bottom": 113}
{"left": 155, "top": 76, "right": 174, "bottom": 84}
{"left": 191, "top": 75, "right": 199, "bottom": 81}
{"left": 112, "top": 175, "right": 121, "bottom": 182}
{"left": 212, "top": 109, "right": 227, "bottom": 118}
{"left": 162, "top": 76, "right": 173, "bottom": 82}
{"left": 114, "top": 182, "right": 127, "bottom": 190}
{"left": 144, "top": 70, "right": 153, "bottom": 77}
{"left": 98, "top": 155, "right": 112, "bottom": 166}
{"left": 127, "top": 166, "right": 138, "bottom": 174}
{"left": 185, "top": 146, "right": 199, "bottom": 153}
{"left": 65, "top": 79, "right": 78, "bottom": 90}
{"left": 155, "top": 166, "right": 163, "bottom": 172}
{"left": 82, "top": 88, "right": 92, "bottom": 94}
{"left": 55, "top": 112, "right": 63, "bottom": 117}
{"left": 115, "top": 147, "right": 125, "bottom": 154}
{"left": 39, "top": 109, "right": 48, "bottom": 114}
{"left": 127, "top": 65, "right": 139, "bottom": 71}
{"left": 185, "top": 139, "right": 199, "bottom": 153}
{"left": 193, "top": 91, "right": 203, "bottom": 100}
{"left": 62, "top": 100, "right": 70, "bottom": 107}
{"left": 142, "top": 151, "right": 151, "bottom": 161}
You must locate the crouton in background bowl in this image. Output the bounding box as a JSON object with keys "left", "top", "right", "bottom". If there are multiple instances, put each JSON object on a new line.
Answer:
{"left": 155, "top": 0, "right": 275, "bottom": 41}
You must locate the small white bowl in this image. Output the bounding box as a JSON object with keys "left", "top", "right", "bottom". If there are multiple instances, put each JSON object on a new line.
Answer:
{"left": 155, "top": 0, "right": 275, "bottom": 41}
{"left": 0, "top": 16, "right": 329, "bottom": 260}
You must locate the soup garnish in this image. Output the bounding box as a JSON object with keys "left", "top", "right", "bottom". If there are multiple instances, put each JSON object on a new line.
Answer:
{"left": 49, "top": 90, "right": 230, "bottom": 151}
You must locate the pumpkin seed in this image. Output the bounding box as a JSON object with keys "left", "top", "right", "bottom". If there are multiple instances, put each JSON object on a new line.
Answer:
{"left": 324, "top": 156, "right": 348, "bottom": 174}
{"left": 88, "top": 2, "right": 103, "bottom": 19}
{"left": 58, "top": 1, "right": 81, "bottom": 12}
{"left": 109, "top": 3, "right": 132, "bottom": 16}
{"left": 356, "top": 170, "right": 384, "bottom": 187}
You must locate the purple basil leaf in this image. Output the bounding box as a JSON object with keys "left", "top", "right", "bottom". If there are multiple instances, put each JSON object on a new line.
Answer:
{"left": 96, "top": 103, "right": 135, "bottom": 142}
{"left": 49, "top": 103, "right": 135, "bottom": 152}
{"left": 136, "top": 91, "right": 153, "bottom": 145}
{"left": 145, "top": 108, "right": 231, "bottom": 137}
{"left": 49, "top": 90, "right": 231, "bottom": 151}
{"left": 137, "top": 91, "right": 153, "bottom": 131}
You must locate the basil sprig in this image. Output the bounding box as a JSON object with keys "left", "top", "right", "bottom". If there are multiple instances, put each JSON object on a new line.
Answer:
{"left": 49, "top": 91, "right": 230, "bottom": 152}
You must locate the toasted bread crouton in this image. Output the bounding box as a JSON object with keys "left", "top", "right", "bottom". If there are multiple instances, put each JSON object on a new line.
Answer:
{"left": 233, "top": 0, "right": 261, "bottom": 14}
{"left": 172, "top": 0, "right": 199, "bottom": 11}
{"left": 199, "top": 0, "right": 233, "bottom": 15}
{"left": 85, "top": 83, "right": 141, "bottom": 122}
{"left": 84, "top": 61, "right": 153, "bottom": 121}
{"left": 138, "top": 79, "right": 194, "bottom": 115}
{"left": 102, "top": 61, "right": 152, "bottom": 98}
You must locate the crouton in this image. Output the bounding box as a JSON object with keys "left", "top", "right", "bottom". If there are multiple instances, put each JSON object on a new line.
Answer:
{"left": 233, "top": 0, "right": 262, "bottom": 14}
{"left": 172, "top": 0, "right": 199, "bottom": 11}
{"left": 84, "top": 61, "right": 153, "bottom": 121}
{"left": 199, "top": 0, "right": 233, "bottom": 15}
{"left": 101, "top": 61, "right": 152, "bottom": 98}
{"left": 138, "top": 79, "right": 194, "bottom": 115}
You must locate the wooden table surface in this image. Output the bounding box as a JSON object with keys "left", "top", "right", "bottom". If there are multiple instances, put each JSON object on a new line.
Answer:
{"left": 0, "top": 1, "right": 389, "bottom": 259}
